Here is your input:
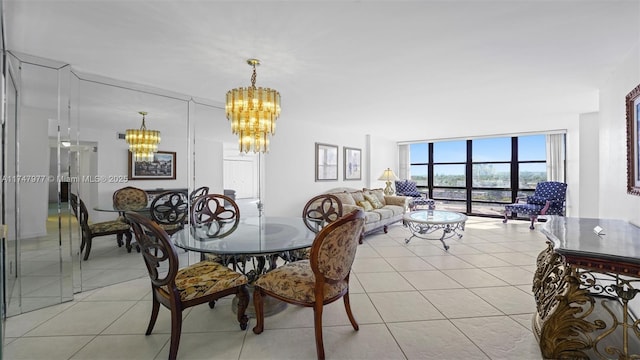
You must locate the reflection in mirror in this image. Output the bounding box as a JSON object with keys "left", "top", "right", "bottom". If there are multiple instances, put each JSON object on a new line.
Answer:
{"left": 5, "top": 52, "right": 74, "bottom": 316}
{"left": 71, "top": 72, "right": 193, "bottom": 292}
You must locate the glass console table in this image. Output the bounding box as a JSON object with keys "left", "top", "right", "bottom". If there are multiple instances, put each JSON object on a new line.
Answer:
{"left": 535, "top": 215, "right": 640, "bottom": 359}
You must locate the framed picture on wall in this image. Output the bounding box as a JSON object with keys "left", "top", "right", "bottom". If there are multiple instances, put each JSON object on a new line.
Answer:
{"left": 344, "top": 147, "right": 361, "bottom": 180}
{"left": 128, "top": 151, "right": 177, "bottom": 180}
{"left": 315, "top": 143, "right": 338, "bottom": 181}
{"left": 626, "top": 83, "right": 640, "bottom": 196}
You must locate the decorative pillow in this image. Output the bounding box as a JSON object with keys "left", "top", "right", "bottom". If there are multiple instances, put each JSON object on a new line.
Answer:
{"left": 364, "top": 193, "right": 384, "bottom": 209}
{"left": 369, "top": 188, "right": 386, "bottom": 205}
{"left": 357, "top": 200, "right": 373, "bottom": 211}
{"left": 331, "top": 191, "right": 356, "bottom": 206}
{"left": 350, "top": 191, "right": 365, "bottom": 203}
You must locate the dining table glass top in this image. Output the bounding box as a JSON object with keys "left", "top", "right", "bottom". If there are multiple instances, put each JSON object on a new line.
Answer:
{"left": 171, "top": 216, "right": 316, "bottom": 256}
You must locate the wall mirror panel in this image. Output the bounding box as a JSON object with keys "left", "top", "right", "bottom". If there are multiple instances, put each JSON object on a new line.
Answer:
{"left": 2, "top": 51, "right": 243, "bottom": 316}
{"left": 71, "top": 72, "right": 192, "bottom": 293}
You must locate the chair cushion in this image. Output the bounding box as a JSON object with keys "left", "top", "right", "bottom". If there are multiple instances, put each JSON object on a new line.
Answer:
{"left": 254, "top": 260, "right": 347, "bottom": 303}
{"left": 89, "top": 220, "right": 130, "bottom": 234}
{"left": 172, "top": 261, "right": 248, "bottom": 301}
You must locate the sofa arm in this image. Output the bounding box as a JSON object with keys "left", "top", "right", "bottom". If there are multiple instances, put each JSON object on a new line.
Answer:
{"left": 384, "top": 195, "right": 410, "bottom": 208}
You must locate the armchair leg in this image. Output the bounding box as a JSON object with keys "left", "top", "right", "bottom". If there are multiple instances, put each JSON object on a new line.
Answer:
{"left": 529, "top": 215, "right": 537, "bottom": 230}
{"left": 252, "top": 287, "right": 265, "bottom": 334}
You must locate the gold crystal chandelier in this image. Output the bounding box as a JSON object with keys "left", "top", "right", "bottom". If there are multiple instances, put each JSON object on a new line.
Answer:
{"left": 125, "top": 111, "right": 161, "bottom": 162}
{"left": 225, "top": 59, "right": 281, "bottom": 153}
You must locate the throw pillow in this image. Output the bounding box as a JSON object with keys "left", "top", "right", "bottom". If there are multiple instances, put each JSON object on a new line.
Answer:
{"left": 350, "top": 191, "right": 365, "bottom": 203}
{"left": 358, "top": 200, "right": 373, "bottom": 211}
{"left": 364, "top": 193, "right": 384, "bottom": 209}
{"left": 331, "top": 191, "right": 356, "bottom": 205}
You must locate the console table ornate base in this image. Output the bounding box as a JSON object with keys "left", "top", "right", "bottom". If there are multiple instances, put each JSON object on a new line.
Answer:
{"left": 535, "top": 216, "right": 640, "bottom": 359}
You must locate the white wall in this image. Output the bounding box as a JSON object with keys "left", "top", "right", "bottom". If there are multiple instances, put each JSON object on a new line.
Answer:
{"left": 578, "top": 112, "right": 600, "bottom": 218}
{"left": 264, "top": 119, "right": 396, "bottom": 217}
{"left": 598, "top": 44, "right": 640, "bottom": 224}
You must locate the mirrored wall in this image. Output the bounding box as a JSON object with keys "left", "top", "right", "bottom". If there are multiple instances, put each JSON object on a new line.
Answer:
{"left": 3, "top": 51, "right": 236, "bottom": 315}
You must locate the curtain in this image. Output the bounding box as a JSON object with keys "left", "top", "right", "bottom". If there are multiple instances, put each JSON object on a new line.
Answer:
{"left": 546, "top": 134, "right": 565, "bottom": 181}
{"left": 398, "top": 144, "right": 410, "bottom": 180}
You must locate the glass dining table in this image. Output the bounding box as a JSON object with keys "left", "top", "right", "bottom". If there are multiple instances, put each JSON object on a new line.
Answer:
{"left": 172, "top": 216, "right": 316, "bottom": 282}
{"left": 172, "top": 216, "right": 316, "bottom": 316}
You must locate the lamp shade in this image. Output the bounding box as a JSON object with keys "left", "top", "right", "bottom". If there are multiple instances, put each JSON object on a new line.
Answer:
{"left": 378, "top": 168, "right": 399, "bottom": 181}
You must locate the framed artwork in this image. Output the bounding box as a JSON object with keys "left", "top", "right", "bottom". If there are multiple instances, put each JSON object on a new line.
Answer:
{"left": 343, "top": 147, "right": 361, "bottom": 180}
{"left": 315, "top": 143, "right": 338, "bottom": 181}
{"left": 626, "top": 84, "right": 640, "bottom": 196}
{"left": 128, "top": 151, "right": 177, "bottom": 180}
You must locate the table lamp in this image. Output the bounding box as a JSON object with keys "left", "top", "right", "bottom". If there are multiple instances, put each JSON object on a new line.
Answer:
{"left": 378, "top": 168, "right": 399, "bottom": 195}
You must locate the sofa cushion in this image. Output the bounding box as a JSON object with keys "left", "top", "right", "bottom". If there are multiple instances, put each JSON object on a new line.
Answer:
{"left": 383, "top": 204, "right": 405, "bottom": 217}
{"left": 364, "top": 193, "right": 384, "bottom": 209}
{"left": 358, "top": 200, "right": 373, "bottom": 211}
{"left": 363, "top": 211, "right": 380, "bottom": 224}
{"left": 332, "top": 191, "right": 356, "bottom": 206}
{"left": 372, "top": 207, "right": 393, "bottom": 220}
{"left": 350, "top": 191, "right": 365, "bottom": 203}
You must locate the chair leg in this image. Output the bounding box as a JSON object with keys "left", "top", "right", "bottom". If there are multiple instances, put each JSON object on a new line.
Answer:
{"left": 236, "top": 285, "right": 249, "bottom": 330}
{"left": 252, "top": 287, "right": 265, "bottom": 334}
{"left": 529, "top": 215, "right": 537, "bottom": 230}
{"left": 313, "top": 299, "right": 325, "bottom": 360}
{"left": 146, "top": 294, "right": 160, "bottom": 335}
{"left": 125, "top": 230, "right": 133, "bottom": 252}
{"left": 343, "top": 292, "right": 359, "bottom": 331}
{"left": 168, "top": 307, "right": 183, "bottom": 360}
{"left": 116, "top": 233, "right": 123, "bottom": 247}
{"left": 83, "top": 237, "right": 93, "bottom": 260}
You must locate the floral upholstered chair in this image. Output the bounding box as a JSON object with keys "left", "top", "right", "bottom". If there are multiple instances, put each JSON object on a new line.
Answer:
{"left": 69, "top": 193, "right": 132, "bottom": 260}
{"left": 503, "top": 181, "right": 567, "bottom": 229}
{"left": 289, "top": 194, "right": 344, "bottom": 261}
{"left": 252, "top": 209, "right": 365, "bottom": 360}
{"left": 125, "top": 212, "right": 249, "bottom": 360}
{"left": 394, "top": 179, "right": 435, "bottom": 210}
{"left": 113, "top": 186, "right": 148, "bottom": 211}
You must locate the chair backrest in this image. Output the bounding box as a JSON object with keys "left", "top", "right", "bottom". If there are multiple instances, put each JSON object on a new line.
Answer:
{"left": 302, "top": 194, "right": 343, "bottom": 233}
{"left": 125, "top": 212, "right": 179, "bottom": 290}
{"left": 395, "top": 180, "right": 420, "bottom": 197}
{"left": 190, "top": 194, "right": 240, "bottom": 238}
{"left": 189, "top": 186, "right": 209, "bottom": 204}
{"left": 534, "top": 181, "right": 567, "bottom": 201}
{"left": 69, "top": 193, "right": 91, "bottom": 234}
{"left": 310, "top": 209, "right": 365, "bottom": 284}
{"left": 113, "top": 186, "right": 148, "bottom": 210}
{"left": 150, "top": 191, "right": 189, "bottom": 226}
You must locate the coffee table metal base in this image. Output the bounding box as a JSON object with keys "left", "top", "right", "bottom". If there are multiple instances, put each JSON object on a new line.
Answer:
{"left": 403, "top": 210, "right": 467, "bottom": 250}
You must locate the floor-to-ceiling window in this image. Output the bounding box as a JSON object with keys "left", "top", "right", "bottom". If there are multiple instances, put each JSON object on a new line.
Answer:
{"left": 406, "top": 134, "right": 559, "bottom": 217}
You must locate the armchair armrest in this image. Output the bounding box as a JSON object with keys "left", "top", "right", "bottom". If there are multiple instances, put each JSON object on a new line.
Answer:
{"left": 384, "top": 195, "right": 410, "bottom": 208}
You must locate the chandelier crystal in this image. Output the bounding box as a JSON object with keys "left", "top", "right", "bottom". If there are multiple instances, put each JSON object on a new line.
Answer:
{"left": 225, "top": 59, "right": 281, "bottom": 153}
{"left": 125, "top": 111, "right": 161, "bottom": 162}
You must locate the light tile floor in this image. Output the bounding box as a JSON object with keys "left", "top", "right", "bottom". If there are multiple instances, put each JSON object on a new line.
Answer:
{"left": 4, "top": 217, "right": 546, "bottom": 359}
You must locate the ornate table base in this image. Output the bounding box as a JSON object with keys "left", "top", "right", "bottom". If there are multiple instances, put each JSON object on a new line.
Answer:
{"left": 533, "top": 242, "right": 640, "bottom": 359}
{"left": 403, "top": 210, "right": 467, "bottom": 250}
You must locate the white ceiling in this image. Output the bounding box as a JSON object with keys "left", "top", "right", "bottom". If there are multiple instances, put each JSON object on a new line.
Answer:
{"left": 4, "top": 0, "right": 639, "bottom": 141}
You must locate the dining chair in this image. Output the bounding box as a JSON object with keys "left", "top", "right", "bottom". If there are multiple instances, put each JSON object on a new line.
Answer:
{"left": 69, "top": 193, "right": 132, "bottom": 260}
{"left": 290, "top": 194, "right": 344, "bottom": 261}
{"left": 113, "top": 186, "right": 148, "bottom": 211}
{"left": 149, "top": 190, "right": 189, "bottom": 235}
{"left": 189, "top": 186, "right": 209, "bottom": 205}
{"left": 252, "top": 209, "right": 365, "bottom": 360}
{"left": 124, "top": 212, "right": 249, "bottom": 360}
{"left": 191, "top": 194, "right": 243, "bottom": 269}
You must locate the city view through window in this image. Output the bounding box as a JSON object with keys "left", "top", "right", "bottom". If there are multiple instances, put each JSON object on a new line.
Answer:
{"left": 408, "top": 135, "right": 550, "bottom": 216}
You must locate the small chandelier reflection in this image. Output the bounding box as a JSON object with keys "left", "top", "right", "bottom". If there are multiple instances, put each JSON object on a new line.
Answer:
{"left": 225, "top": 58, "right": 281, "bottom": 153}
{"left": 125, "top": 111, "right": 161, "bottom": 162}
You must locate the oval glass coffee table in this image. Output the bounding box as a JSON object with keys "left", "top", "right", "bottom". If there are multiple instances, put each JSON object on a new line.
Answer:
{"left": 403, "top": 210, "right": 468, "bottom": 250}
